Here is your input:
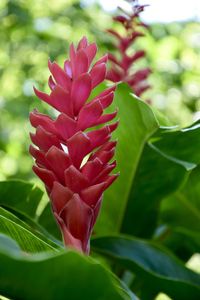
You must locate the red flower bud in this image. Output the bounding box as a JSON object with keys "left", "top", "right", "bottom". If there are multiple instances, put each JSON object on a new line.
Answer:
{"left": 30, "top": 37, "right": 118, "bottom": 254}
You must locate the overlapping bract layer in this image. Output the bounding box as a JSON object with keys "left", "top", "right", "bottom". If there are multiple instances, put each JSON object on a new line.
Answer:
{"left": 30, "top": 37, "right": 118, "bottom": 254}
{"left": 106, "top": 1, "right": 151, "bottom": 98}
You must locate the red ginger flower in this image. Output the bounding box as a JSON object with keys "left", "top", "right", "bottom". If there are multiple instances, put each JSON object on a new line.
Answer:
{"left": 30, "top": 36, "right": 118, "bottom": 254}
{"left": 106, "top": 0, "right": 151, "bottom": 98}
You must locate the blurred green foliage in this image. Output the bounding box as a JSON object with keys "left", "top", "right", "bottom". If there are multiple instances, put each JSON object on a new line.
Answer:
{"left": 0, "top": 0, "right": 200, "bottom": 182}
{"left": 0, "top": 0, "right": 111, "bottom": 181}
{"left": 143, "top": 22, "right": 200, "bottom": 124}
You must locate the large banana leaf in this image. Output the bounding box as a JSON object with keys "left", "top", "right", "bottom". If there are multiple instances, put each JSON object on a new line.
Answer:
{"left": 92, "top": 236, "right": 200, "bottom": 300}
{"left": 95, "top": 83, "right": 200, "bottom": 238}
{"left": 95, "top": 83, "right": 158, "bottom": 235}
{"left": 0, "top": 234, "right": 136, "bottom": 300}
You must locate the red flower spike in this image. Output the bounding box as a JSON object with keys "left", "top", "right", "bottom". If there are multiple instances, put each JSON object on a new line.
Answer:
{"left": 51, "top": 182, "right": 73, "bottom": 214}
{"left": 106, "top": 1, "right": 151, "bottom": 101}
{"left": 30, "top": 37, "right": 118, "bottom": 254}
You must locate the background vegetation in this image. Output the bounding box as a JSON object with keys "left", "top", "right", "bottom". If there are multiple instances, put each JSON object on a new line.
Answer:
{"left": 1, "top": 0, "right": 200, "bottom": 182}
{"left": 0, "top": 1, "right": 200, "bottom": 299}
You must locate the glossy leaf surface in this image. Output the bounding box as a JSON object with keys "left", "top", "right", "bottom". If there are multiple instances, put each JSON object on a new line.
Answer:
{"left": 92, "top": 236, "right": 200, "bottom": 300}
{"left": 0, "top": 235, "right": 136, "bottom": 300}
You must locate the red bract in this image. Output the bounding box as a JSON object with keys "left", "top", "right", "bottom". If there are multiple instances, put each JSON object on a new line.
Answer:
{"left": 30, "top": 37, "right": 118, "bottom": 254}
{"left": 106, "top": 1, "right": 151, "bottom": 99}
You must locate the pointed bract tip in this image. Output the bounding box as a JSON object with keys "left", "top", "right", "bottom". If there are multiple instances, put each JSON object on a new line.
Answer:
{"left": 30, "top": 36, "right": 118, "bottom": 254}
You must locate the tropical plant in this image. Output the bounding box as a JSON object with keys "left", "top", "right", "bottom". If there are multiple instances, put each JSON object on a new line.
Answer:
{"left": 30, "top": 37, "right": 118, "bottom": 254}
{"left": 0, "top": 1, "right": 200, "bottom": 300}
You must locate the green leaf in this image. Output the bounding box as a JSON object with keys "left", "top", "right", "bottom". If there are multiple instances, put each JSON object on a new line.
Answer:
{"left": 95, "top": 83, "right": 200, "bottom": 238}
{"left": 92, "top": 236, "right": 200, "bottom": 300}
{"left": 0, "top": 234, "right": 21, "bottom": 256}
{"left": 153, "top": 123, "right": 200, "bottom": 165}
{"left": 151, "top": 106, "right": 174, "bottom": 127}
{"left": 160, "top": 227, "right": 200, "bottom": 261}
{"left": 159, "top": 166, "right": 200, "bottom": 259}
{"left": 0, "top": 180, "right": 43, "bottom": 219}
{"left": 38, "top": 202, "right": 62, "bottom": 240}
{"left": 95, "top": 83, "right": 159, "bottom": 234}
{"left": 0, "top": 207, "right": 59, "bottom": 253}
{"left": 0, "top": 235, "right": 137, "bottom": 300}
{"left": 120, "top": 143, "right": 190, "bottom": 237}
{"left": 161, "top": 166, "right": 200, "bottom": 231}
{"left": 0, "top": 180, "right": 61, "bottom": 252}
